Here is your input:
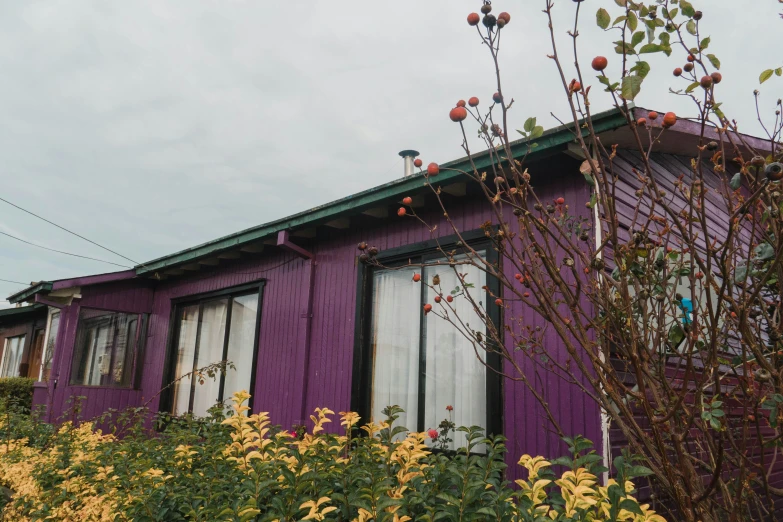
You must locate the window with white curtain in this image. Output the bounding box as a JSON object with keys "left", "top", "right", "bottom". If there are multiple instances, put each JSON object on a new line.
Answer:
{"left": 168, "top": 283, "right": 263, "bottom": 417}
{"left": 363, "top": 244, "right": 499, "bottom": 451}
{"left": 0, "top": 335, "right": 26, "bottom": 378}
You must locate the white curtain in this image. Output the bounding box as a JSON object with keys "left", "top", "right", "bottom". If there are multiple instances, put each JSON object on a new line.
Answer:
{"left": 173, "top": 305, "right": 200, "bottom": 416}
{"left": 192, "top": 299, "right": 228, "bottom": 417}
{"left": 371, "top": 266, "right": 421, "bottom": 433}
{"left": 223, "top": 294, "right": 258, "bottom": 403}
{"left": 424, "top": 254, "right": 487, "bottom": 450}
{"left": 1, "top": 336, "right": 25, "bottom": 378}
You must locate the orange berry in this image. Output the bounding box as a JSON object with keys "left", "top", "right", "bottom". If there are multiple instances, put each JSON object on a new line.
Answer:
{"left": 591, "top": 56, "right": 608, "bottom": 71}
{"left": 467, "top": 12, "right": 480, "bottom": 26}
{"left": 662, "top": 112, "right": 677, "bottom": 128}
{"left": 413, "top": 158, "right": 422, "bottom": 168}
{"left": 648, "top": 111, "right": 659, "bottom": 121}
{"left": 468, "top": 96, "right": 479, "bottom": 107}
{"left": 397, "top": 207, "right": 406, "bottom": 217}
{"left": 427, "top": 163, "right": 440, "bottom": 176}
{"left": 449, "top": 107, "right": 468, "bottom": 122}
{"left": 402, "top": 196, "right": 413, "bottom": 205}
{"left": 413, "top": 273, "right": 421, "bottom": 282}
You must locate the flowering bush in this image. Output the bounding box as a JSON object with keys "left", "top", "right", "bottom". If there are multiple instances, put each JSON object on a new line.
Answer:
{"left": 0, "top": 392, "right": 665, "bottom": 521}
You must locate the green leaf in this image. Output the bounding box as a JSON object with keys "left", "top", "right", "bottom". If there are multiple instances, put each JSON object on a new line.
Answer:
{"left": 639, "top": 43, "right": 663, "bottom": 54}
{"left": 760, "top": 69, "right": 774, "bottom": 84}
{"left": 730, "top": 172, "right": 742, "bottom": 190}
{"left": 685, "top": 81, "right": 700, "bottom": 93}
{"left": 597, "top": 8, "right": 611, "bottom": 30}
{"left": 613, "top": 15, "right": 627, "bottom": 26}
{"left": 621, "top": 75, "right": 643, "bottom": 100}
{"left": 668, "top": 324, "right": 685, "bottom": 346}
{"left": 680, "top": 0, "right": 696, "bottom": 17}
{"left": 776, "top": 68, "right": 783, "bottom": 77}
{"left": 686, "top": 20, "right": 697, "bottom": 35}
{"left": 668, "top": 8, "right": 679, "bottom": 19}
{"left": 707, "top": 54, "right": 721, "bottom": 70}
{"left": 598, "top": 75, "right": 611, "bottom": 86}
{"left": 631, "top": 31, "right": 645, "bottom": 48}
{"left": 524, "top": 117, "right": 537, "bottom": 133}
{"left": 615, "top": 0, "right": 628, "bottom": 6}
{"left": 755, "top": 243, "right": 775, "bottom": 261}
{"left": 627, "top": 11, "right": 638, "bottom": 32}
{"left": 583, "top": 172, "right": 596, "bottom": 186}
{"left": 530, "top": 126, "right": 544, "bottom": 139}
{"left": 700, "top": 36, "right": 711, "bottom": 50}
{"left": 632, "top": 61, "right": 651, "bottom": 79}
{"left": 735, "top": 264, "right": 748, "bottom": 283}
{"left": 619, "top": 499, "right": 644, "bottom": 516}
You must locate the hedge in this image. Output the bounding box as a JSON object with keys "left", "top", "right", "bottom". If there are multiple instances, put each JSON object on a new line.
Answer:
{"left": 0, "top": 378, "right": 34, "bottom": 412}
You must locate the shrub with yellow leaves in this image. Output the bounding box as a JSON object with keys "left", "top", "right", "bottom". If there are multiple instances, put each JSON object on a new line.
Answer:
{"left": 0, "top": 393, "right": 667, "bottom": 521}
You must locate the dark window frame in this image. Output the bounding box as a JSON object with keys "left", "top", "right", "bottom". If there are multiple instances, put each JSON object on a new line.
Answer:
{"left": 68, "top": 308, "right": 149, "bottom": 389}
{"left": 351, "top": 230, "right": 503, "bottom": 438}
{"left": 160, "top": 280, "right": 265, "bottom": 414}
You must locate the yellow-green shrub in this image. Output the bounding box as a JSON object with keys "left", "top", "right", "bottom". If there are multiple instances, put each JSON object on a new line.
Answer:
{"left": 0, "top": 392, "right": 667, "bottom": 521}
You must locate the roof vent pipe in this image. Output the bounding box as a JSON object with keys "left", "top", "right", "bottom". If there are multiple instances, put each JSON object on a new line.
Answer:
{"left": 399, "top": 149, "right": 420, "bottom": 177}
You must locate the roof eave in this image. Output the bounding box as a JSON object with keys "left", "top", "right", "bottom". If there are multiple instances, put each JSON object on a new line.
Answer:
{"left": 136, "top": 106, "right": 630, "bottom": 275}
{"left": 7, "top": 282, "right": 53, "bottom": 305}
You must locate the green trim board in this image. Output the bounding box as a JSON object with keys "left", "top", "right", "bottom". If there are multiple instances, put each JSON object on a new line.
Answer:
{"left": 131, "top": 107, "right": 628, "bottom": 275}
{"left": 7, "top": 283, "right": 53, "bottom": 305}
{"left": 0, "top": 304, "right": 46, "bottom": 319}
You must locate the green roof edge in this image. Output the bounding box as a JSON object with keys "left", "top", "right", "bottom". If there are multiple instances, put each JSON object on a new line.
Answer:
{"left": 0, "top": 303, "right": 46, "bottom": 317}
{"left": 136, "top": 106, "right": 630, "bottom": 275}
{"left": 7, "top": 282, "right": 53, "bottom": 305}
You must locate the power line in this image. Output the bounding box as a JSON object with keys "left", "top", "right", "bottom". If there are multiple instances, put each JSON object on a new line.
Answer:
{"left": 0, "top": 230, "right": 131, "bottom": 268}
{"left": 0, "top": 195, "right": 142, "bottom": 267}
{"left": 0, "top": 278, "right": 28, "bottom": 285}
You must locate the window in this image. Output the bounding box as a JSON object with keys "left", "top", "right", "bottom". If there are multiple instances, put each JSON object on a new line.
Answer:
{"left": 0, "top": 335, "right": 26, "bottom": 378}
{"left": 39, "top": 311, "right": 60, "bottom": 382}
{"left": 26, "top": 328, "right": 46, "bottom": 380}
{"left": 167, "top": 283, "right": 263, "bottom": 417}
{"left": 70, "top": 309, "right": 147, "bottom": 387}
{"left": 353, "top": 235, "right": 502, "bottom": 451}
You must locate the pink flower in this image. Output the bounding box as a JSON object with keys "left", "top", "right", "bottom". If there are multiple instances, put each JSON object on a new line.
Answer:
{"left": 446, "top": 405, "right": 453, "bottom": 412}
{"left": 289, "top": 431, "right": 298, "bottom": 438}
{"left": 428, "top": 429, "right": 438, "bottom": 439}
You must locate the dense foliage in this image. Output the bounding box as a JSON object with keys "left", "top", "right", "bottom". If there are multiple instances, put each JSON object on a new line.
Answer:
{"left": 0, "top": 377, "right": 34, "bottom": 412}
{"left": 0, "top": 392, "right": 665, "bottom": 521}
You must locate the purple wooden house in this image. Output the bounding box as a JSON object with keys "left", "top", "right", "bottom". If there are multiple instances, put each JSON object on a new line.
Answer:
{"left": 8, "top": 107, "right": 768, "bottom": 472}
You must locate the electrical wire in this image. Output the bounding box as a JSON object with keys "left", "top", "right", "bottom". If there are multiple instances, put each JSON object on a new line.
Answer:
{"left": 0, "top": 195, "right": 143, "bottom": 267}
{"left": 0, "top": 230, "right": 131, "bottom": 268}
{"left": 0, "top": 278, "right": 28, "bottom": 285}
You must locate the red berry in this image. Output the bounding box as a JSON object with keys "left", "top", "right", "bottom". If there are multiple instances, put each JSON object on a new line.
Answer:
{"left": 413, "top": 273, "right": 421, "bottom": 282}
{"left": 497, "top": 12, "right": 511, "bottom": 24}
{"left": 662, "top": 112, "right": 677, "bottom": 128}
{"left": 492, "top": 92, "right": 503, "bottom": 104}
{"left": 687, "top": 54, "right": 695, "bottom": 62}
{"left": 523, "top": 292, "right": 530, "bottom": 298}
{"left": 397, "top": 207, "right": 406, "bottom": 217}
{"left": 514, "top": 273, "right": 522, "bottom": 280}
{"left": 434, "top": 295, "right": 442, "bottom": 303}
{"left": 636, "top": 117, "right": 647, "bottom": 126}
{"left": 695, "top": 271, "right": 704, "bottom": 279}
{"left": 446, "top": 295, "right": 453, "bottom": 303}
{"left": 467, "top": 13, "right": 480, "bottom": 26}
{"left": 673, "top": 67, "right": 683, "bottom": 77}
{"left": 427, "top": 163, "right": 440, "bottom": 176}
{"left": 423, "top": 303, "right": 433, "bottom": 313}
{"left": 571, "top": 81, "right": 582, "bottom": 92}
{"left": 711, "top": 72, "right": 722, "bottom": 84}
{"left": 556, "top": 197, "right": 565, "bottom": 205}
{"left": 591, "top": 56, "right": 608, "bottom": 71}
{"left": 683, "top": 63, "right": 694, "bottom": 72}
{"left": 456, "top": 99, "right": 466, "bottom": 108}
{"left": 495, "top": 298, "right": 503, "bottom": 306}
{"left": 449, "top": 107, "right": 468, "bottom": 122}
{"left": 648, "top": 111, "right": 659, "bottom": 121}
{"left": 402, "top": 196, "right": 412, "bottom": 205}
{"left": 730, "top": 311, "right": 737, "bottom": 319}
{"left": 468, "top": 96, "right": 479, "bottom": 107}
{"left": 413, "top": 158, "right": 422, "bottom": 168}
{"left": 700, "top": 75, "right": 713, "bottom": 89}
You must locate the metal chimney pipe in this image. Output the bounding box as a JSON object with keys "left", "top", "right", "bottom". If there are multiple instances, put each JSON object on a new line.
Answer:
{"left": 398, "top": 149, "right": 420, "bottom": 177}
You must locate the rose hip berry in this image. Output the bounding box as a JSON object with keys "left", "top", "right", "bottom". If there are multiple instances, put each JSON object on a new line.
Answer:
{"left": 687, "top": 54, "right": 695, "bottom": 62}
{"left": 662, "top": 112, "right": 677, "bottom": 128}
{"left": 434, "top": 295, "right": 442, "bottom": 303}
{"left": 413, "top": 273, "right": 421, "bottom": 282}
{"left": 498, "top": 12, "right": 510, "bottom": 24}
{"left": 591, "top": 56, "right": 608, "bottom": 71}
{"left": 456, "top": 99, "right": 466, "bottom": 108}
{"left": 492, "top": 92, "right": 503, "bottom": 103}
{"left": 449, "top": 107, "right": 468, "bottom": 122}
{"left": 710, "top": 72, "right": 722, "bottom": 84}
{"left": 427, "top": 163, "right": 440, "bottom": 176}
{"left": 402, "top": 196, "right": 412, "bottom": 205}
{"left": 637, "top": 117, "right": 647, "bottom": 126}
{"left": 397, "top": 207, "right": 406, "bottom": 217}
{"left": 413, "top": 158, "right": 422, "bottom": 168}
{"left": 423, "top": 303, "right": 432, "bottom": 314}
{"left": 446, "top": 295, "right": 453, "bottom": 303}
{"left": 468, "top": 96, "right": 479, "bottom": 107}
{"left": 467, "top": 12, "right": 480, "bottom": 26}
{"left": 648, "top": 111, "right": 659, "bottom": 121}
{"left": 495, "top": 298, "right": 503, "bottom": 306}
{"left": 673, "top": 67, "right": 683, "bottom": 76}
{"left": 556, "top": 197, "right": 565, "bottom": 205}
{"left": 684, "top": 63, "right": 694, "bottom": 72}
{"left": 700, "top": 76, "right": 713, "bottom": 89}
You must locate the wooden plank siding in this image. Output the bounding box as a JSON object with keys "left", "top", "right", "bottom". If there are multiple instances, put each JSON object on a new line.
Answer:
{"left": 37, "top": 153, "right": 601, "bottom": 478}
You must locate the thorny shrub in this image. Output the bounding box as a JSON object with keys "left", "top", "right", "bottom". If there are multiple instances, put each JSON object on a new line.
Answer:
{"left": 0, "top": 392, "right": 666, "bottom": 521}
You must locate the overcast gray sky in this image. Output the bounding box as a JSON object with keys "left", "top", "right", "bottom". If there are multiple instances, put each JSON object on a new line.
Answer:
{"left": 1, "top": 1, "right": 780, "bottom": 304}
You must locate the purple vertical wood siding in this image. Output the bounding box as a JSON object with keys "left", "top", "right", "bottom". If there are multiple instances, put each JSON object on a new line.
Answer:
{"left": 37, "top": 154, "right": 602, "bottom": 474}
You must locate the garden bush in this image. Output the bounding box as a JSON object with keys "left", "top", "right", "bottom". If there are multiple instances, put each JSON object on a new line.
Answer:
{"left": 0, "top": 377, "right": 34, "bottom": 412}
{"left": 0, "top": 391, "right": 666, "bottom": 521}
